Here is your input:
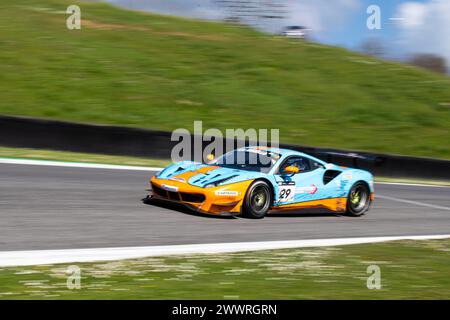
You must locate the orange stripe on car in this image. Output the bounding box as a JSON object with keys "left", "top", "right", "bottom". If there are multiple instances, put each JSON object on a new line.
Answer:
{"left": 171, "top": 166, "right": 220, "bottom": 182}
{"left": 196, "top": 166, "right": 220, "bottom": 174}
{"left": 271, "top": 197, "right": 348, "bottom": 213}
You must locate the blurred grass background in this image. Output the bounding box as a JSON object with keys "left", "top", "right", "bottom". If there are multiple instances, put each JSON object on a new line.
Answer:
{"left": 0, "top": 0, "right": 449, "bottom": 158}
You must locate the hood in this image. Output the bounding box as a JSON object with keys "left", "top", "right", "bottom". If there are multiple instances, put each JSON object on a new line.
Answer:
{"left": 157, "top": 161, "right": 264, "bottom": 188}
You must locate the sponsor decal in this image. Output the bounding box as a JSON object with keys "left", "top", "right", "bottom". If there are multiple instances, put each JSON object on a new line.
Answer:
{"left": 169, "top": 177, "right": 186, "bottom": 183}
{"left": 336, "top": 198, "right": 345, "bottom": 210}
{"left": 215, "top": 190, "right": 239, "bottom": 196}
{"left": 161, "top": 184, "right": 179, "bottom": 192}
{"left": 277, "top": 181, "right": 295, "bottom": 186}
{"left": 343, "top": 172, "right": 353, "bottom": 180}
{"left": 296, "top": 184, "right": 318, "bottom": 194}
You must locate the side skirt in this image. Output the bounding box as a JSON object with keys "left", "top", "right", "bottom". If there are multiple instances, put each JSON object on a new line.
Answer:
{"left": 270, "top": 197, "right": 348, "bottom": 213}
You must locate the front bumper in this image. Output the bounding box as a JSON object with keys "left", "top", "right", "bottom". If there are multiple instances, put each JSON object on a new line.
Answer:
{"left": 149, "top": 176, "right": 254, "bottom": 215}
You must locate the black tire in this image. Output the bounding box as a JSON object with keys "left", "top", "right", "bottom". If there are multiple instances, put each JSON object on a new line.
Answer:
{"left": 346, "top": 181, "right": 371, "bottom": 216}
{"left": 242, "top": 180, "right": 272, "bottom": 219}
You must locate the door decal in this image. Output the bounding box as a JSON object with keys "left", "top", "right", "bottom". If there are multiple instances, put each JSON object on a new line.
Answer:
{"left": 296, "top": 184, "right": 318, "bottom": 195}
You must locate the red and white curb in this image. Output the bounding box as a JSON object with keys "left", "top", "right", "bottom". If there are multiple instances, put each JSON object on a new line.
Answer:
{"left": 1, "top": 235, "right": 449, "bottom": 267}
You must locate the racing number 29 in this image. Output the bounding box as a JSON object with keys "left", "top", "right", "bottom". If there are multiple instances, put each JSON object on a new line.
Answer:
{"left": 279, "top": 188, "right": 291, "bottom": 200}
{"left": 278, "top": 185, "right": 295, "bottom": 202}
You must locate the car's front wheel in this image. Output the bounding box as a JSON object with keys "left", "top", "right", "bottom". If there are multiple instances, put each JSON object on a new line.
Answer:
{"left": 346, "top": 181, "right": 371, "bottom": 216}
{"left": 242, "top": 180, "right": 272, "bottom": 219}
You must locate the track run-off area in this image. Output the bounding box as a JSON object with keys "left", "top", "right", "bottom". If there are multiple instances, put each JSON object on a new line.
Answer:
{"left": 0, "top": 159, "right": 449, "bottom": 265}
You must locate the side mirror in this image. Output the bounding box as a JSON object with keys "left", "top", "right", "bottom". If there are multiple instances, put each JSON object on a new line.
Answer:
{"left": 206, "top": 154, "right": 215, "bottom": 163}
{"left": 282, "top": 165, "right": 299, "bottom": 175}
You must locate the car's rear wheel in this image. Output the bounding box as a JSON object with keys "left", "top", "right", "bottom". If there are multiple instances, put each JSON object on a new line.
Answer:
{"left": 346, "top": 181, "right": 370, "bottom": 216}
{"left": 243, "top": 180, "right": 272, "bottom": 219}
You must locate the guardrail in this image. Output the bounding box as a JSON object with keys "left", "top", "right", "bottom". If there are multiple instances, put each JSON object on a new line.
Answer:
{"left": 0, "top": 115, "right": 449, "bottom": 180}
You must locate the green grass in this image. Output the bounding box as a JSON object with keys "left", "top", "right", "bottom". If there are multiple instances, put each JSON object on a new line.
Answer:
{"left": 1, "top": 239, "right": 449, "bottom": 299}
{"left": 0, "top": 147, "right": 170, "bottom": 167}
{"left": 0, "top": 0, "right": 449, "bottom": 159}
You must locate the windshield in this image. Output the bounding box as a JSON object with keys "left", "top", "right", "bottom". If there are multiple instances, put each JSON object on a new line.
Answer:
{"left": 213, "top": 150, "right": 281, "bottom": 173}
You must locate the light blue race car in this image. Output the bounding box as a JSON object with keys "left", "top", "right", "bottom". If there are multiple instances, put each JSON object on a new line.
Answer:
{"left": 149, "top": 146, "right": 374, "bottom": 218}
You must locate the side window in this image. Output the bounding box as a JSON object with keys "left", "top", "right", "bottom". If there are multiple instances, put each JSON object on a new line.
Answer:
{"left": 310, "top": 160, "right": 325, "bottom": 170}
{"left": 279, "top": 157, "right": 311, "bottom": 174}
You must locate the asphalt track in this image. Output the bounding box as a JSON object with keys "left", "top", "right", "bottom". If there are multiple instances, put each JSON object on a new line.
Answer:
{"left": 0, "top": 163, "right": 449, "bottom": 251}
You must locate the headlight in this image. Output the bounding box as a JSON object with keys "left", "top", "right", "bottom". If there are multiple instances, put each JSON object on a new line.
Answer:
{"left": 155, "top": 166, "right": 172, "bottom": 178}
{"left": 203, "top": 175, "right": 239, "bottom": 188}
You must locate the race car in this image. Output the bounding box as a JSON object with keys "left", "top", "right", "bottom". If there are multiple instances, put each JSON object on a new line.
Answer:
{"left": 147, "top": 147, "right": 374, "bottom": 218}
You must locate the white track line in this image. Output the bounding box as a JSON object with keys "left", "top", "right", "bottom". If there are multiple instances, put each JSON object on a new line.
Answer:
{"left": 1, "top": 158, "right": 449, "bottom": 188}
{"left": 376, "top": 181, "right": 450, "bottom": 188}
{"left": 1, "top": 235, "right": 449, "bottom": 267}
{"left": 377, "top": 195, "right": 450, "bottom": 211}
{"left": 0, "top": 158, "right": 161, "bottom": 172}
